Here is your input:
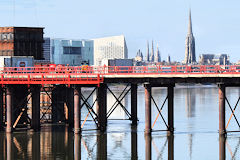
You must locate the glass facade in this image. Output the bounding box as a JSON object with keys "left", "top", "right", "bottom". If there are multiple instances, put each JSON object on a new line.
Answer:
{"left": 51, "top": 39, "right": 93, "bottom": 66}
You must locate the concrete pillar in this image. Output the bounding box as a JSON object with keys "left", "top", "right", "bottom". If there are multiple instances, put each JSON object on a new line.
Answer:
{"left": 219, "top": 84, "right": 226, "bottom": 135}
{"left": 31, "top": 85, "right": 41, "bottom": 131}
{"left": 168, "top": 134, "right": 174, "bottom": 160}
{"left": 96, "top": 84, "right": 107, "bottom": 132}
{"left": 168, "top": 85, "right": 174, "bottom": 133}
{"left": 131, "top": 83, "right": 138, "bottom": 125}
{"left": 131, "top": 126, "right": 138, "bottom": 159}
{"left": 66, "top": 87, "right": 74, "bottom": 128}
{"left": 97, "top": 133, "right": 107, "bottom": 159}
{"left": 74, "top": 86, "right": 81, "bottom": 134}
{"left": 74, "top": 134, "right": 81, "bottom": 160}
{"left": 145, "top": 134, "right": 152, "bottom": 160}
{"left": 0, "top": 87, "right": 3, "bottom": 131}
{"left": 6, "top": 86, "right": 13, "bottom": 133}
{"left": 144, "top": 84, "right": 151, "bottom": 134}
{"left": 219, "top": 135, "right": 226, "bottom": 160}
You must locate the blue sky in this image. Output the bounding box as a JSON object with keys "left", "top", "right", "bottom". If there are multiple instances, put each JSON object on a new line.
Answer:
{"left": 0, "top": 0, "right": 240, "bottom": 62}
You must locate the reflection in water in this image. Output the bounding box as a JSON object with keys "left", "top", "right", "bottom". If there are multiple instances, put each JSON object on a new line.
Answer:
{"left": 2, "top": 87, "right": 240, "bottom": 159}
{"left": 185, "top": 88, "right": 196, "bottom": 118}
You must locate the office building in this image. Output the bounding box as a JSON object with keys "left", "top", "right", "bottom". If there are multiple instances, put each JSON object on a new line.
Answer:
{"left": 51, "top": 39, "right": 93, "bottom": 66}
{"left": 0, "top": 27, "right": 44, "bottom": 60}
{"left": 93, "top": 35, "right": 128, "bottom": 66}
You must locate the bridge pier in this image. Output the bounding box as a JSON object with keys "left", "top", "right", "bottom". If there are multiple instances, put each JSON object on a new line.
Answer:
{"left": 6, "top": 86, "right": 13, "bottom": 133}
{"left": 131, "top": 83, "right": 138, "bottom": 125}
{"left": 66, "top": 87, "right": 74, "bottom": 128}
{"left": 74, "top": 86, "right": 81, "bottom": 134}
{"left": 0, "top": 87, "right": 3, "bottom": 131}
{"left": 144, "top": 84, "right": 152, "bottom": 134}
{"left": 219, "top": 84, "right": 226, "bottom": 135}
{"left": 30, "top": 85, "right": 41, "bottom": 131}
{"left": 168, "top": 85, "right": 174, "bottom": 133}
{"left": 96, "top": 84, "right": 107, "bottom": 132}
{"left": 52, "top": 85, "right": 65, "bottom": 123}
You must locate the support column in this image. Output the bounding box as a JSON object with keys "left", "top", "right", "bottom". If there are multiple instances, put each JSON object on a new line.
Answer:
{"left": 31, "top": 85, "right": 41, "bottom": 131}
{"left": 96, "top": 84, "right": 107, "bottom": 132}
{"left": 131, "top": 83, "right": 138, "bottom": 125}
{"left": 97, "top": 133, "right": 107, "bottom": 159}
{"left": 74, "top": 134, "right": 81, "bottom": 160}
{"left": 66, "top": 87, "right": 74, "bottom": 128}
{"left": 219, "top": 84, "right": 226, "bottom": 135}
{"left": 52, "top": 86, "right": 65, "bottom": 123}
{"left": 144, "top": 84, "right": 151, "bottom": 134}
{"left": 168, "top": 134, "right": 174, "bottom": 160}
{"left": 219, "top": 135, "right": 226, "bottom": 160}
{"left": 6, "top": 86, "right": 13, "bottom": 133}
{"left": 6, "top": 133, "right": 12, "bottom": 160}
{"left": 131, "top": 126, "right": 138, "bottom": 159}
{"left": 168, "top": 85, "right": 174, "bottom": 133}
{"left": 74, "top": 86, "right": 81, "bottom": 134}
{"left": 0, "top": 87, "right": 3, "bottom": 131}
{"left": 145, "top": 134, "right": 152, "bottom": 160}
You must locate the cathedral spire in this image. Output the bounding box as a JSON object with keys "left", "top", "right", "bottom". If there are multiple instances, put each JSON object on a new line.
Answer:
{"left": 154, "top": 43, "right": 161, "bottom": 62}
{"left": 150, "top": 40, "right": 154, "bottom": 62}
{"left": 188, "top": 9, "right": 193, "bottom": 35}
{"left": 146, "top": 41, "right": 149, "bottom": 61}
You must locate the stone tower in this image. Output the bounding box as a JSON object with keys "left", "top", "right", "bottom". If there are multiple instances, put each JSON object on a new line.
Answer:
{"left": 146, "top": 41, "right": 149, "bottom": 62}
{"left": 184, "top": 10, "right": 196, "bottom": 64}
{"left": 150, "top": 40, "right": 154, "bottom": 62}
{"left": 154, "top": 44, "right": 161, "bottom": 62}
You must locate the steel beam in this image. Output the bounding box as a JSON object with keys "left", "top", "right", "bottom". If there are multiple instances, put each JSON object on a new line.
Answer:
{"left": 74, "top": 86, "right": 81, "bottom": 134}
{"left": 31, "top": 85, "right": 41, "bottom": 131}
{"left": 131, "top": 83, "right": 138, "bottom": 125}
{"left": 0, "top": 87, "right": 3, "bottom": 131}
{"left": 144, "top": 84, "right": 151, "bottom": 134}
{"left": 168, "top": 85, "right": 174, "bottom": 133}
{"left": 96, "top": 84, "right": 107, "bottom": 132}
{"left": 219, "top": 84, "right": 226, "bottom": 135}
{"left": 6, "top": 86, "right": 13, "bottom": 133}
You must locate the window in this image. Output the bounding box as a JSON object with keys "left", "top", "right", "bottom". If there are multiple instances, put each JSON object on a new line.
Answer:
{"left": 63, "top": 47, "right": 81, "bottom": 55}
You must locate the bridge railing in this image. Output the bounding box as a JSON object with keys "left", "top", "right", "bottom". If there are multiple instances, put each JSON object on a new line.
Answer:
{"left": 1, "top": 65, "right": 240, "bottom": 75}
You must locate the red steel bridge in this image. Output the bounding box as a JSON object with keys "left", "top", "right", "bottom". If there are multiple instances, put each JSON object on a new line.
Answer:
{"left": 0, "top": 65, "right": 240, "bottom": 85}
{"left": 1, "top": 65, "right": 240, "bottom": 135}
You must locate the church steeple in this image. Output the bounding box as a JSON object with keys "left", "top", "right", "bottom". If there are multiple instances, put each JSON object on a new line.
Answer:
{"left": 184, "top": 9, "right": 196, "bottom": 64}
{"left": 188, "top": 9, "right": 193, "bottom": 35}
{"left": 146, "top": 41, "right": 149, "bottom": 61}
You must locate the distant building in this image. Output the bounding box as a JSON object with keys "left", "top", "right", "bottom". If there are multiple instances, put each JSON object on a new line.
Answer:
{"left": 154, "top": 44, "right": 161, "bottom": 63}
{"left": 146, "top": 41, "right": 150, "bottom": 62}
{"left": 101, "top": 58, "right": 133, "bottom": 66}
{"left": 184, "top": 10, "right": 196, "bottom": 64}
{"left": 135, "top": 49, "right": 143, "bottom": 62}
{"left": 93, "top": 35, "right": 128, "bottom": 66}
{"left": 0, "top": 27, "right": 44, "bottom": 60}
{"left": 199, "top": 54, "right": 229, "bottom": 65}
{"left": 51, "top": 39, "right": 93, "bottom": 66}
{"left": 43, "top": 37, "right": 51, "bottom": 62}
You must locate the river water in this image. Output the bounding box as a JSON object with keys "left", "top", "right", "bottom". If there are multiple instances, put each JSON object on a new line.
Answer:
{"left": 0, "top": 85, "right": 240, "bottom": 159}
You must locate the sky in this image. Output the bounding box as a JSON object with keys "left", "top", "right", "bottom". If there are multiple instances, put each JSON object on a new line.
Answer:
{"left": 0, "top": 0, "right": 240, "bottom": 62}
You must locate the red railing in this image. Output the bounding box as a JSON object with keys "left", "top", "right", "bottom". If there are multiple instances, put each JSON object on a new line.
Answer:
{"left": 0, "top": 65, "right": 240, "bottom": 85}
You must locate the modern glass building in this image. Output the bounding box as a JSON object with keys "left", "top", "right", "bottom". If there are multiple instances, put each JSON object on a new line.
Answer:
{"left": 51, "top": 39, "right": 93, "bottom": 66}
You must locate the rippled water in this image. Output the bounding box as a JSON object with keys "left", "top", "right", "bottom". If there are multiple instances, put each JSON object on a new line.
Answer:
{"left": 1, "top": 85, "right": 240, "bottom": 159}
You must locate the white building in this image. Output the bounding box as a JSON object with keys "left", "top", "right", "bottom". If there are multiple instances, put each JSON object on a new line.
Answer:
{"left": 93, "top": 35, "right": 128, "bottom": 66}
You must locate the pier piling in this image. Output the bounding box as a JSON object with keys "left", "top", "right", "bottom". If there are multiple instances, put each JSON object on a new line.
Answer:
{"left": 131, "top": 83, "right": 138, "bottom": 125}
{"left": 219, "top": 84, "right": 226, "bottom": 135}
{"left": 74, "top": 86, "right": 81, "bottom": 134}
{"left": 168, "top": 85, "right": 174, "bottom": 133}
{"left": 96, "top": 84, "right": 107, "bottom": 132}
{"left": 31, "top": 86, "right": 41, "bottom": 131}
{"left": 6, "top": 86, "right": 13, "bottom": 133}
{"left": 144, "top": 84, "right": 152, "bottom": 134}
{"left": 0, "top": 87, "right": 3, "bottom": 131}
